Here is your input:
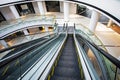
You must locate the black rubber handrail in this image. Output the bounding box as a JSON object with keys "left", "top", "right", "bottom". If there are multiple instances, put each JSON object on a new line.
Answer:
{"left": 0, "top": 33, "right": 55, "bottom": 53}
{"left": 0, "top": 35, "right": 56, "bottom": 68}
{"left": 76, "top": 34, "right": 120, "bottom": 69}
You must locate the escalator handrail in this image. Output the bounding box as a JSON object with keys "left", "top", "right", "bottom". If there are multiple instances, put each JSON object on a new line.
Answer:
{"left": 17, "top": 34, "right": 64, "bottom": 80}
{"left": 19, "top": 34, "right": 66, "bottom": 80}
{"left": 77, "top": 34, "right": 120, "bottom": 69}
{"left": 74, "top": 34, "right": 96, "bottom": 80}
{"left": 39, "top": 33, "right": 67, "bottom": 80}
{"left": 0, "top": 35, "right": 57, "bottom": 68}
{"left": 76, "top": 34, "right": 108, "bottom": 80}
{"left": 0, "top": 33, "right": 55, "bottom": 53}
{"left": 38, "top": 23, "right": 67, "bottom": 79}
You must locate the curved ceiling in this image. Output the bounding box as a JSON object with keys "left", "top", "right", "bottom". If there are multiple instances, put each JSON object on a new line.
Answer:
{"left": 0, "top": 0, "right": 120, "bottom": 25}
{"left": 68, "top": 0, "right": 120, "bottom": 26}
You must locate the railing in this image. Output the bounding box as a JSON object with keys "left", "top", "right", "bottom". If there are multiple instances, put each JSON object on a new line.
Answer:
{"left": 35, "top": 34, "right": 67, "bottom": 80}
{"left": 36, "top": 24, "right": 67, "bottom": 80}
{"left": 0, "top": 22, "right": 58, "bottom": 50}
{"left": 57, "top": 23, "right": 67, "bottom": 34}
{"left": 0, "top": 33, "right": 64, "bottom": 80}
{"left": 74, "top": 35, "right": 100, "bottom": 80}
{"left": 17, "top": 34, "right": 66, "bottom": 80}
{"left": 0, "top": 14, "right": 56, "bottom": 39}
{"left": 0, "top": 34, "right": 56, "bottom": 63}
{"left": 0, "top": 32, "right": 56, "bottom": 52}
{"left": 75, "top": 24, "right": 107, "bottom": 51}
{"left": 76, "top": 33, "right": 120, "bottom": 80}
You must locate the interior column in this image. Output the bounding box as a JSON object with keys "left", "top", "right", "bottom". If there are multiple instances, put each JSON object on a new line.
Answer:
{"left": 64, "top": 2, "right": 69, "bottom": 22}
{"left": 23, "top": 29, "right": 30, "bottom": 40}
{"left": 9, "top": 5, "right": 20, "bottom": 19}
{"left": 37, "top": 1, "right": 45, "bottom": 15}
{"left": 89, "top": 10, "right": 100, "bottom": 32}
{"left": 107, "top": 19, "right": 113, "bottom": 27}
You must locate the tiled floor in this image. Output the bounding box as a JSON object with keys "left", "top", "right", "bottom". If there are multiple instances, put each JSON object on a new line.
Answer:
{"left": 96, "top": 31, "right": 120, "bottom": 58}
{"left": 1, "top": 12, "right": 120, "bottom": 59}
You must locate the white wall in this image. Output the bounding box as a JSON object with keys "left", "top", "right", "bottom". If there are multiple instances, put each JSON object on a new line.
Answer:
{"left": 42, "top": 1, "right": 47, "bottom": 13}
{"left": 60, "top": 1, "right": 63, "bottom": 13}
{"left": 0, "top": 6, "right": 15, "bottom": 20}
{"left": 69, "top": 3, "right": 77, "bottom": 14}
{"left": 62, "top": 2, "right": 77, "bottom": 14}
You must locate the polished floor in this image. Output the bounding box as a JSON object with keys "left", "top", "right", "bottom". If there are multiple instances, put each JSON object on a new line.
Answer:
{"left": 0, "top": 12, "right": 120, "bottom": 60}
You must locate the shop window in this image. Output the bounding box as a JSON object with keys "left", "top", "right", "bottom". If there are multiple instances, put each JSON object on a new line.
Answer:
{"left": 45, "top": 1, "right": 60, "bottom": 12}
{"left": 15, "top": 2, "right": 35, "bottom": 16}
{"left": 77, "top": 5, "right": 86, "bottom": 14}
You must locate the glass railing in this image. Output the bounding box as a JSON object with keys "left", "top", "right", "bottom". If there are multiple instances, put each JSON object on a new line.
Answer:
{"left": 23, "top": 34, "right": 66, "bottom": 80}
{"left": 91, "top": 44, "right": 120, "bottom": 80}
{"left": 75, "top": 24, "right": 107, "bottom": 51}
{"left": 55, "top": 23, "right": 67, "bottom": 34}
{"left": 0, "top": 33, "right": 57, "bottom": 59}
{"left": 0, "top": 34, "right": 65, "bottom": 80}
{"left": 0, "top": 31, "right": 56, "bottom": 49}
{"left": 76, "top": 34, "right": 120, "bottom": 80}
{"left": 0, "top": 14, "right": 56, "bottom": 39}
{"left": 76, "top": 34, "right": 104, "bottom": 80}
{"left": 0, "top": 14, "right": 55, "bottom": 26}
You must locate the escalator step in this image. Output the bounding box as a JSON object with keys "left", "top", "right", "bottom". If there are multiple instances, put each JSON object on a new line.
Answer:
{"left": 54, "top": 66, "right": 80, "bottom": 78}
{"left": 51, "top": 75, "right": 80, "bottom": 80}
{"left": 59, "top": 56, "right": 75, "bottom": 61}
{"left": 51, "top": 35, "right": 81, "bottom": 80}
{"left": 57, "top": 60, "right": 77, "bottom": 68}
{"left": 62, "top": 50, "right": 75, "bottom": 54}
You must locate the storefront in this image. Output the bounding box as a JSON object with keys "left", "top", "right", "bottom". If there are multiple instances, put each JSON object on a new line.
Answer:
{"left": 45, "top": 1, "right": 60, "bottom": 12}
{"left": 15, "top": 2, "right": 35, "bottom": 16}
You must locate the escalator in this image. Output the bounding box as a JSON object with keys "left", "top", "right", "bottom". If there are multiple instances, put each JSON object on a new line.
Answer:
{"left": 2, "top": 37, "right": 47, "bottom": 59}
{"left": 50, "top": 34, "right": 82, "bottom": 80}
{"left": 76, "top": 34, "right": 106, "bottom": 80}
{"left": 75, "top": 34, "right": 120, "bottom": 80}
{"left": 0, "top": 34, "right": 65, "bottom": 80}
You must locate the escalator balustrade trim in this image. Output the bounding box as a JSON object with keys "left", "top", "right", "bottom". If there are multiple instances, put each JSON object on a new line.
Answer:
{"left": 47, "top": 36, "right": 66, "bottom": 80}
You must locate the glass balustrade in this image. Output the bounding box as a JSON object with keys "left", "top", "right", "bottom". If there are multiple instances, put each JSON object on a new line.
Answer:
{"left": 76, "top": 34, "right": 120, "bottom": 80}
{"left": 0, "top": 34, "right": 65, "bottom": 80}
{"left": 75, "top": 24, "right": 107, "bottom": 51}
{"left": 91, "top": 44, "right": 120, "bottom": 80}
{"left": 0, "top": 14, "right": 56, "bottom": 37}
